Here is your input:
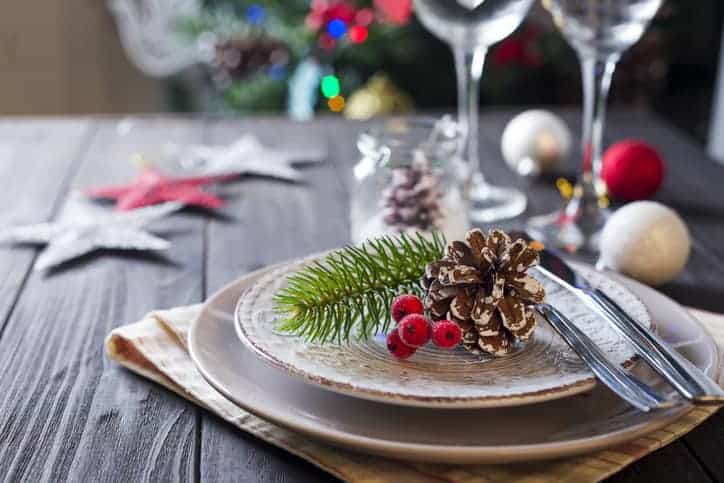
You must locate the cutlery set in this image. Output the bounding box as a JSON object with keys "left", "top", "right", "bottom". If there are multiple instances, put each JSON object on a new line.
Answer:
{"left": 511, "top": 231, "right": 724, "bottom": 410}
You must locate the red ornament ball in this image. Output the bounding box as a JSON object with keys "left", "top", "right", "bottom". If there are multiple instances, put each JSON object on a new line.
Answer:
{"left": 431, "top": 320, "right": 462, "bottom": 349}
{"left": 386, "top": 330, "right": 416, "bottom": 359}
{"left": 397, "top": 314, "right": 431, "bottom": 347}
{"left": 601, "top": 140, "right": 665, "bottom": 201}
{"left": 390, "top": 294, "right": 423, "bottom": 323}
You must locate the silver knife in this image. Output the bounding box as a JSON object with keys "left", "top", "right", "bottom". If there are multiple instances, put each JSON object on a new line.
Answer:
{"left": 511, "top": 231, "right": 724, "bottom": 405}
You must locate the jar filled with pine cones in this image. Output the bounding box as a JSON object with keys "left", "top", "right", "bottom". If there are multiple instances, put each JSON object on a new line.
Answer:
{"left": 351, "top": 116, "right": 469, "bottom": 244}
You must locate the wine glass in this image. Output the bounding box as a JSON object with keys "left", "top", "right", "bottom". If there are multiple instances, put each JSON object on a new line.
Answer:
{"left": 527, "top": 0, "right": 663, "bottom": 252}
{"left": 413, "top": 0, "right": 535, "bottom": 222}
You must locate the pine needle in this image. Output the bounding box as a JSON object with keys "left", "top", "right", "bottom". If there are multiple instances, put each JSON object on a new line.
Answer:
{"left": 273, "top": 232, "right": 445, "bottom": 344}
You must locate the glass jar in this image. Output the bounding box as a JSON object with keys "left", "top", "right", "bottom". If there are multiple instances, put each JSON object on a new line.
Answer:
{"left": 351, "top": 116, "right": 470, "bottom": 244}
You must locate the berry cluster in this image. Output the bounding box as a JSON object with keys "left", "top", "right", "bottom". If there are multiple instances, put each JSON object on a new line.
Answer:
{"left": 386, "top": 294, "right": 462, "bottom": 359}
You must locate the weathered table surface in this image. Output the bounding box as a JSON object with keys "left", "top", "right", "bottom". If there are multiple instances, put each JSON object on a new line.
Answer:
{"left": 0, "top": 111, "right": 722, "bottom": 483}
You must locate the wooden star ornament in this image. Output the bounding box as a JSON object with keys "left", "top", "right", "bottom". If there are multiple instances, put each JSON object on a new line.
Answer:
{"left": 85, "top": 164, "right": 232, "bottom": 211}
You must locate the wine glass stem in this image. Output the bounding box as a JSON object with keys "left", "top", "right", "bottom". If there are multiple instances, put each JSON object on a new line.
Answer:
{"left": 454, "top": 46, "right": 488, "bottom": 185}
{"left": 577, "top": 54, "right": 618, "bottom": 201}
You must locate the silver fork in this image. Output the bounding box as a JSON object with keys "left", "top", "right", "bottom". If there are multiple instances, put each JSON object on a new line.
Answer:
{"left": 536, "top": 303, "right": 673, "bottom": 412}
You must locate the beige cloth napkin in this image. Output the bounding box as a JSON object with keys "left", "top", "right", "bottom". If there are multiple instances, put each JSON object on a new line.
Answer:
{"left": 106, "top": 306, "right": 723, "bottom": 483}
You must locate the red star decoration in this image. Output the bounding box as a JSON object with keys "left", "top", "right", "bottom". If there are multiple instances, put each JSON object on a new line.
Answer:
{"left": 85, "top": 167, "right": 233, "bottom": 211}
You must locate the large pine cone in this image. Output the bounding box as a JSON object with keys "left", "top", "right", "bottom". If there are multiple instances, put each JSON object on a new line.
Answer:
{"left": 422, "top": 229, "right": 546, "bottom": 356}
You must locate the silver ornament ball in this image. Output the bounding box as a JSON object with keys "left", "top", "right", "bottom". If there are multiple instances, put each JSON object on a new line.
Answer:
{"left": 501, "top": 110, "right": 572, "bottom": 176}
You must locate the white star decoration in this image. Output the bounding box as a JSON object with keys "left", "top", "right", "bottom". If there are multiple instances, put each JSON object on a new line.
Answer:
{"left": 0, "top": 197, "right": 182, "bottom": 271}
{"left": 161, "top": 134, "right": 327, "bottom": 182}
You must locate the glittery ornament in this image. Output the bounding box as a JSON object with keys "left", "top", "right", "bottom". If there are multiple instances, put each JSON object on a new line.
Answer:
{"left": 602, "top": 140, "right": 665, "bottom": 201}
{"left": 85, "top": 164, "right": 231, "bottom": 211}
{"left": 162, "top": 135, "right": 326, "bottom": 181}
{"left": 599, "top": 201, "right": 690, "bottom": 286}
{"left": 344, "top": 74, "right": 413, "bottom": 120}
{"left": 0, "top": 197, "right": 181, "bottom": 271}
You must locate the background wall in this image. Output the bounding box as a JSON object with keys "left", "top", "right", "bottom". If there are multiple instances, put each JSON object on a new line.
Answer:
{"left": 0, "top": 1, "right": 161, "bottom": 114}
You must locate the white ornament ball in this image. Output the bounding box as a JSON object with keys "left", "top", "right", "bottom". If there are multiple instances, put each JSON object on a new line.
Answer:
{"left": 501, "top": 110, "right": 572, "bottom": 176}
{"left": 599, "top": 201, "right": 690, "bottom": 286}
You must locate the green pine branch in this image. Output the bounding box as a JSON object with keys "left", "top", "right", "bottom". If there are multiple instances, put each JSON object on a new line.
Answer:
{"left": 273, "top": 232, "right": 445, "bottom": 344}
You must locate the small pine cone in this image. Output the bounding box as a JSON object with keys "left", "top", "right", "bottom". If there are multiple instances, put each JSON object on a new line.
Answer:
{"left": 422, "top": 229, "right": 545, "bottom": 357}
{"left": 381, "top": 163, "right": 443, "bottom": 232}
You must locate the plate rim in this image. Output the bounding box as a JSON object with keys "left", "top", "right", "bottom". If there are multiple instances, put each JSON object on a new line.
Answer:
{"left": 232, "top": 255, "right": 652, "bottom": 408}
{"left": 188, "top": 263, "right": 719, "bottom": 463}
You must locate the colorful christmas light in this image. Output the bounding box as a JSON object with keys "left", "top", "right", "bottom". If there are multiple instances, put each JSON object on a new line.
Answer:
{"left": 349, "top": 25, "right": 368, "bottom": 44}
{"left": 328, "top": 95, "right": 346, "bottom": 112}
{"left": 245, "top": 5, "right": 266, "bottom": 25}
{"left": 321, "top": 75, "right": 341, "bottom": 98}
{"left": 327, "top": 19, "right": 347, "bottom": 39}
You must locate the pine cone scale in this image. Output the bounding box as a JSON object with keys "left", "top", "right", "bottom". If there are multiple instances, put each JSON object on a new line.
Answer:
{"left": 449, "top": 287, "right": 476, "bottom": 320}
{"left": 439, "top": 265, "right": 482, "bottom": 285}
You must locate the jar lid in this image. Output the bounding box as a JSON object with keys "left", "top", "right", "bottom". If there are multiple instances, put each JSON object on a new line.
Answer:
{"left": 357, "top": 116, "right": 461, "bottom": 169}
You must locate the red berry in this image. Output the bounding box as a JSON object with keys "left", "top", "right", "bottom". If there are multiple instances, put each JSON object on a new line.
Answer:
{"left": 390, "top": 294, "right": 424, "bottom": 323}
{"left": 431, "top": 320, "right": 462, "bottom": 349}
{"left": 397, "top": 314, "right": 431, "bottom": 348}
{"left": 386, "top": 330, "right": 416, "bottom": 359}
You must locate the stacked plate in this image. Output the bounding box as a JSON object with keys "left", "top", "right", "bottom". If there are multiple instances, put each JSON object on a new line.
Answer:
{"left": 188, "top": 255, "right": 720, "bottom": 463}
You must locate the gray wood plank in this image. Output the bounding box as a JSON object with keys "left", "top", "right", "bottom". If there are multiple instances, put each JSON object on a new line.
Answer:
{"left": 608, "top": 440, "right": 712, "bottom": 483}
{"left": 0, "top": 118, "right": 92, "bottom": 333}
{"left": 200, "top": 118, "right": 348, "bottom": 483}
{"left": 0, "top": 117, "right": 206, "bottom": 483}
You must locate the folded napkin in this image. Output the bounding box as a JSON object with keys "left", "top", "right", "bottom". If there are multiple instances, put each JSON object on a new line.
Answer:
{"left": 106, "top": 306, "right": 723, "bottom": 483}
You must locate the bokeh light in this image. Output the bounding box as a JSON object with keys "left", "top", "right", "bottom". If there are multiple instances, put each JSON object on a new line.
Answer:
{"left": 349, "top": 25, "right": 368, "bottom": 44}
{"left": 327, "top": 19, "right": 347, "bottom": 39}
{"left": 245, "top": 5, "right": 266, "bottom": 25}
{"left": 328, "top": 95, "right": 346, "bottom": 112}
{"left": 321, "top": 75, "right": 341, "bottom": 98}
{"left": 355, "top": 8, "right": 375, "bottom": 26}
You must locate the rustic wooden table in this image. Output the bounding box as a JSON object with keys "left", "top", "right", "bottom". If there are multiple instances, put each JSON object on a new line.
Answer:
{"left": 0, "top": 111, "right": 722, "bottom": 483}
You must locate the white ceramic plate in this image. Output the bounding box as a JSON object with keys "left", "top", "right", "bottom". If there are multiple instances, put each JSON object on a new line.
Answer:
{"left": 234, "top": 258, "right": 650, "bottom": 408}
{"left": 188, "top": 264, "right": 719, "bottom": 463}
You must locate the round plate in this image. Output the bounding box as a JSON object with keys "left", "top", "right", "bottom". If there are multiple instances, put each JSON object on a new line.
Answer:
{"left": 234, "top": 257, "right": 650, "bottom": 408}
{"left": 188, "top": 266, "right": 719, "bottom": 463}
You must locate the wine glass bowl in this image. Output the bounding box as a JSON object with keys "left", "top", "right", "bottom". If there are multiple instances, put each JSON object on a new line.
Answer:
{"left": 415, "top": 0, "right": 535, "bottom": 51}
{"left": 413, "top": 0, "right": 535, "bottom": 223}
{"left": 527, "top": 0, "right": 663, "bottom": 252}
{"left": 546, "top": 0, "right": 663, "bottom": 58}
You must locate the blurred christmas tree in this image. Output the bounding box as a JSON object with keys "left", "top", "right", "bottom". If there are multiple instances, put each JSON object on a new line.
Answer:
{"left": 172, "top": 0, "right": 722, "bottom": 137}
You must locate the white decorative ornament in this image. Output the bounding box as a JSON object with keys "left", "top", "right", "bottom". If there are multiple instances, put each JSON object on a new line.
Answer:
{"left": 598, "top": 201, "right": 691, "bottom": 286}
{"left": 0, "top": 196, "right": 182, "bottom": 271}
{"left": 501, "top": 110, "right": 572, "bottom": 176}
{"left": 161, "top": 135, "right": 327, "bottom": 182}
